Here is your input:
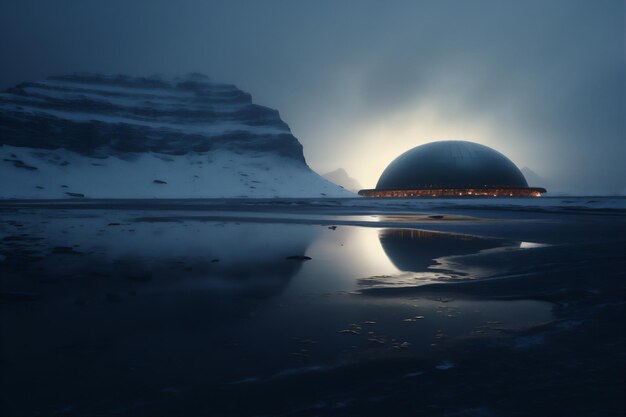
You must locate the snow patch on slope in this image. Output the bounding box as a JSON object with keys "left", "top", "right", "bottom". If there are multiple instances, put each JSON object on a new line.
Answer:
{"left": 0, "top": 145, "right": 352, "bottom": 198}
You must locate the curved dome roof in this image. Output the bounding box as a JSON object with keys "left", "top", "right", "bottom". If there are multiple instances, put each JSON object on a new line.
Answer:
{"left": 376, "top": 141, "right": 528, "bottom": 190}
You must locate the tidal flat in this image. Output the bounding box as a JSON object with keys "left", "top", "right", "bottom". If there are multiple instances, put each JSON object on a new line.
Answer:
{"left": 0, "top": 197, "right": 624, "bottom": 416}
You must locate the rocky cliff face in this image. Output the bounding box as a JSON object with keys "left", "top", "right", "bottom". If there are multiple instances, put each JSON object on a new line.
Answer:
{"left": 0, "top": 73, "right": 351, "bottom": 198}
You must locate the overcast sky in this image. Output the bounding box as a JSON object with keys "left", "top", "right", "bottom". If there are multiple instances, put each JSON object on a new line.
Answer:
{"left": 1, "top": 0, "right": 624, "bottom": 194}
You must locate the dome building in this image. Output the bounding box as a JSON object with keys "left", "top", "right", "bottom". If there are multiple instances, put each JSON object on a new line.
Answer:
{"left": 359, "top": 140, "right": 546, "bottom": 197}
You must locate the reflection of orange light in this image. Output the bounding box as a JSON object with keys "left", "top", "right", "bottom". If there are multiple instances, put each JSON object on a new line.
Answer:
{"left": 359, "top": 187, "right": 546, "bottom": 198}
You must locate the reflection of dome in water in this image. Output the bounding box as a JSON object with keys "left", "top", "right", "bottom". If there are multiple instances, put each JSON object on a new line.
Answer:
{"left": 378, "top": 229, "right": 501, "bottom": 272}
{"left": 360, "top": 141, "right": 546, "bottom": 197}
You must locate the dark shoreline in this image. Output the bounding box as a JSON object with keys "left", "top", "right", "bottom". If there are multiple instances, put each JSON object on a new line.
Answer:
{"left": 1, "top": 198, "right": 624, "bottom": 416}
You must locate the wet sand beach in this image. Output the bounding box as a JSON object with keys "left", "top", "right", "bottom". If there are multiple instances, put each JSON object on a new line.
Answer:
{"left": 0, "top": 197, "right": 624, "bottom": 416}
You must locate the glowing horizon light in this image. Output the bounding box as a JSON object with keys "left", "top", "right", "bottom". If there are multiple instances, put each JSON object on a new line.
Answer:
{"left": 359, "top": 187, "right": 546, "bottom": 198}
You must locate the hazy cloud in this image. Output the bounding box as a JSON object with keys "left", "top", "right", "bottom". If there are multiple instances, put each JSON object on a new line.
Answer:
{"left": 1, "top": 0, "right": 623, "bottom": 193}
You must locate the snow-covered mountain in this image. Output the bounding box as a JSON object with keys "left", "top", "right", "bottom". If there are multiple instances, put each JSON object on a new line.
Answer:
{"left": 0, "top": 73, "right": 352, "bottom": 198}
{"left": 322, "top": 168, "right": 362, "bottom": 192}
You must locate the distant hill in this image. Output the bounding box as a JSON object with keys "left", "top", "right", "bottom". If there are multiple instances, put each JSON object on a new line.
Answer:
{"left": 322, "top": 168, "right": 362, "bottom": 192}
{"left": 521, "top": 167, "right": 547, "bottom": 188}
{"left": 521, "top": 167, "right": 571, "bottom": 194}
